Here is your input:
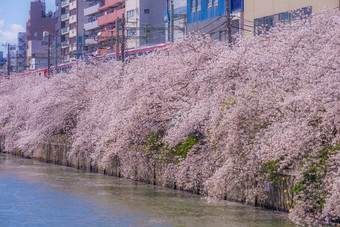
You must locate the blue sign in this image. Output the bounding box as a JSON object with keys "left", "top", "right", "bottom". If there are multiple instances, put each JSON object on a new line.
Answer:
{"left": 164, "top": 11, "right": 169, "bottom": 23}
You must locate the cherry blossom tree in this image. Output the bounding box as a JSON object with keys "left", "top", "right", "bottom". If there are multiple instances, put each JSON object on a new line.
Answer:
{"left": 0, "top": 10, "right": 339, "bottom": 226}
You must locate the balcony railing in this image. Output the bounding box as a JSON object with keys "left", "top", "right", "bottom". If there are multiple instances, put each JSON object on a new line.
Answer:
{"left": 84, "top": 21, "right": 99, "bottom": 31}
{"left": 98, "top": 8, "right": 124, "bottom": 27}
{"left": 61, "top": 41, "right": 69, "bottom": 48}
{"left": 61, "top": 27, "right": 69, "bottom": 34}
{"left": 69, "top": 44, "right": 77, "bottom": 52}
{"left": 69, "top": 28, "right": 77, "bottom": 38}
{"left": 69, "top": 0, "right": 77, "bottom": 10}
{"left": 85, "top": 38, "right": 98, "bottom": 45}
{"left": 98, "top": 29, "right": 116, "bottom": 42}
{"left": 99, "top": 0, "right": 125, "bottom": 11}
{"left": 63, "top": 56, "right": 70, "bottom": 62}
{"left": 69, "top": 15, "right": 77, "bottom": 24}
{"left": 61, "top": 0, "right": 69, "bottom": 7}
{"left": 84, "top": 3, "right": 101, "bottom": 16}
{"left": 61, "top": 13, "right": 69, "bottom": 21}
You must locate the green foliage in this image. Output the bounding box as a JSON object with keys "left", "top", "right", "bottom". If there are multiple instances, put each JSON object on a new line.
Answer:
{"left": 143, "top": 132, "right": 198, "bottom": 163}
{"left": 171, "top": 135, "right": 197, "bottom": 159}
{"left": 220, "top": 97, "right": 237, "bottom": 112}
{"left": 143, "top": 132, "right": 166, "bottom": 158}
{"left": 293, "top": 144, "right": 339, "bottom": 211}
{"left": 262, "top": 159, "right": 281, "bottom": 184}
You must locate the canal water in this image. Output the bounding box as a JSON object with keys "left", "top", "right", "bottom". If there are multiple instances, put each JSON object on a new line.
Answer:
{"left": 0, "top": 153, "right": 295, "bottom": 227}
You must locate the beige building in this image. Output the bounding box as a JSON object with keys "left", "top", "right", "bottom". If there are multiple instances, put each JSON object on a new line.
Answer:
{"left": 240, "top": 0, "right": 339, "bottom": 36}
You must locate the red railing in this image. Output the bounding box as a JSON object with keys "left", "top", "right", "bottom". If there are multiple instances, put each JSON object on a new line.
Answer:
{"left": 98, "top": 8, "right": 124, "bottom": 26}
{"left": 98, "top": 0, "right": 125, "bottom": 11}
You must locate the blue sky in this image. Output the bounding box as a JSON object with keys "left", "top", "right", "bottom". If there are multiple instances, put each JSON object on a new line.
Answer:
{"left": 0, "top": 0, "right": 56, "bottom": 56}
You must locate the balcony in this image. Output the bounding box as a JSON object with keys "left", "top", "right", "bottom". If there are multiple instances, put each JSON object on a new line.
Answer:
{"left": 98, "top": 8, "right": 124, "bottom": 27}
{"left": 85, "top": 38, "right": 98, "bottom": 45}
{"left": 69, "top": 0, "right": 77, "bottom": 10}
{"left": 99, "top": 0, "right": 125, "bottom": 11}
{"left": 61, "top": 13, "right": 69, "bottom": 21}
{"left": 61, "top": 0, "right": 69, "bottom": 7}
{"left": 84, "top": 3, "right": 101, "bottom": 16}
{"left": 98, "top": 29, "right": 116, "bottom": 42}
{"left": 61, "top": 41, "right": 69, "bottom": 48}
{"left": 69, "top": 15, "right": 77, "bottom": 24}
{"left": 63, "top": 55, "right": 70, "bottom": 62}
{"left": 61, "top": 27, "right": 69, "bottom": 35}
{"left": 69, "top": 28, "right": 77, "bottom": 38}
{"left": 84, "top": 21, "right": 99, "bottom": 30}
{"left": 69, "top": 44, "right": 77, "bottom": 52}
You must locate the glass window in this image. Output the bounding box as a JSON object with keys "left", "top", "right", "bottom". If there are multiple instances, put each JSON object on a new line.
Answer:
{"left": 191, "top": 0, "right": 196, "bottom": 12}
{"left": 144, "top": 9, "right": 150, "bottom": 14}
{"left": 197, "top": 0, "right": 201, "bottom": 11}
{"left": 207, "top": 0, "right": 212, "bottom": 8}
{"left": 264, "top": 15, "right": 274, "bottom": 31}
{"left": 127, "top": 28, "right": 136, "bottom": 37}
{"left": 279, "top": 12, "right": 289, "bottom": 24}
{"left": 213, "top": 0, "right": 218, "bottom": 6}
{"left": 127, "top": 9, "right": 135, "bottom": 19}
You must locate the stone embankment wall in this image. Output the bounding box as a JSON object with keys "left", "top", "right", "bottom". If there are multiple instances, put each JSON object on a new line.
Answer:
{"left": 0, "top": 135, "right": 294, "bottom": 212}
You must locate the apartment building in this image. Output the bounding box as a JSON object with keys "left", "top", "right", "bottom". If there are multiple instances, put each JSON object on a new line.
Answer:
{"left": 124, "top": 0, "right": 167, "bottom": 49}
{"left": 186, "top": 0, "right": 339, "bottom": 40}
{"left": 96, "top": 0, "right": 125, "bottom": 54}
{"left": 17, "top": 32, "right": 27, "bottom": 72}
{"left": 243, "top": 0, "right": 340, "bottom": 36}
{"left": 26, "top": 0, "right": 57, "bottom": 69}
{"left": 58, "top": 0, "right": 88, "bottom": 62}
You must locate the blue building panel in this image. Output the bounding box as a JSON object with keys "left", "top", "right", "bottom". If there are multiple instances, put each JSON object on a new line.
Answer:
{"left": 230, "top": 0, "right": 243, "bottom": 13}
{"left": 187, "top": 0, "right": 226, "bottom": 24}
{"left": 187, "top": 0, "right": 243, "bottom": 24}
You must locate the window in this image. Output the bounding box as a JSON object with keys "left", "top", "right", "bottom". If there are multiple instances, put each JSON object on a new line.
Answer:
{"left": 279, "top": 12, "right": 289, "bottom": 24}
{"left": 207, "top": 0, "right": 212, "bottom": 8}
{"left": 127, "top": 9, "right": 135, "bottom": 19}
{"left": 127, "top": 28, "right": 136, "bottom": 37}
{"left": 254, "top": 6, "right": 312, "bottom": 35}
{"left": 264, "top": 15, "right": 274, "bottom": 31}
{"left": 213, "top": 0, "right": 218, "bottom": 6}
{"left": 191, "top": 0, "right": 202, "bottom": 12}
{"left": 144, "top": 9, "right": 150, "bottom": 14}
{"left": 191, "top": 0, "right": 196, "bottom": 12}
{"left": 197, "top": 0, "right": 201, "bottom": 11}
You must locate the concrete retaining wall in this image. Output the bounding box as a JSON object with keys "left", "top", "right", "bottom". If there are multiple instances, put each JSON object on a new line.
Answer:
{"left": 0, "top": 135, "right": 295, "bottom": 212}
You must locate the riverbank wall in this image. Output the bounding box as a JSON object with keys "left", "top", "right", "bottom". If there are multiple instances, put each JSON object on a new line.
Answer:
{"left": 0, "top": 135, "right": 295, "bottom": 212}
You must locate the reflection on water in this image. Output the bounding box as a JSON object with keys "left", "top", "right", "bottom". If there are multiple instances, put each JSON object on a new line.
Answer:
{"left": 0, "top": 153, "right": 295, "bottom": 227}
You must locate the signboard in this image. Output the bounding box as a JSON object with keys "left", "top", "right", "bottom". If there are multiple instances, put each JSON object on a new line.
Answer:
{"left": 164, "top": 11, "right": 169, "bottom": 23}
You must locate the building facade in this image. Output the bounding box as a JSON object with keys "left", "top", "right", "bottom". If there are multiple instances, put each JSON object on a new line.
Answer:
{"left": 186, "top": 0, "right": 242, "bottom": 41}
{"left": 26, "top": 0, "right": 57, "bottom": 70}
{"left": 83, "top": 0, "right": 104, "bottom": 56}
{"left": 17, "top": 32, "right": 27, "bottom": 71}
{"left": 186, "top": 0, "right": 339, "bottom": 41}
{"left": 124, "top": 0, "right": 167, "bottom": 50}
{"left": 243, "top": 0, "right": 340, "bottom": 36}
{"left": 58, "top": 0, "right": 88, "bottom": 62}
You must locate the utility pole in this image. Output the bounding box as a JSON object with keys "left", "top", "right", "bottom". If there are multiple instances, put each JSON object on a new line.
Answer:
{"left": 47, "top": 34, "right": 51, "bottom": 76}
{"left": 170, "top": 0, "right": 174, "bottom": 42}
{"left": 7, "top": 43, "right": 10, "bottom": 76}
{"left": 55, "top": 36, "right": 58, "bottom": 72}
{"left": 121, "top": 13, "right": 125, "bottom": 62}
{"left": 226, "top": 0, "right": 232, "bottom": 43}
{"left": 115, "top": 17, "right": 120, "bottom": 61}
{"left": 16, "top": 50, "right": 18, "bottom": 72}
